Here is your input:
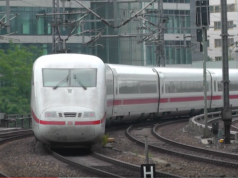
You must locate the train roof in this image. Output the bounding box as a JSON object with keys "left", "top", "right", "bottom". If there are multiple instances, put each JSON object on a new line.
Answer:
{"left": 106, "top": 64, "right": 155, "bottom": 75}
{"left": 106, "top": 64, "right": 238, "bottom": 80}
{"left": 33, "top": 54, "right": 104, "bottom": 69}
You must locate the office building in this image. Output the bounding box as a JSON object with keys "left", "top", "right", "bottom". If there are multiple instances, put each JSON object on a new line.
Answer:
{"left": 0, "top": 0, "right": 202, "bottom": 65}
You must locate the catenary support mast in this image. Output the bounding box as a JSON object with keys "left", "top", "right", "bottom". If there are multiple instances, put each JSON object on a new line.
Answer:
{"left": 52, "top": 0, "right": 59, "bottom": 53}
{"left": 156, "top": 0, "right": 165, "bottom": 66}
{"left": 6, "top": 0, "right": 10, "bottom": 33}
{"left": 220, "top": 0, "right": 232, "bottom": 144}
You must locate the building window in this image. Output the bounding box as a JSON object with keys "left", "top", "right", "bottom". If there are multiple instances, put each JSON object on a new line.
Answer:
{"left": 163, "top": 0, "right": 190, "bottom": 2}
{"left": 215, "top": 56, "right": 222, "bottom": 61}
{"left": 214, "top": 21, "right": 221, "bottom": 30}
{"left": 228, "top": 38, "right": 234, "bottom": 46}
{"left": 215, "top": 5, "right": 220, "bottom": 13}
{"left": 215, "top": 39, "right": 222, "bottom": 47}
{"left": 228, "top": 21, "right": 234, "bottom": 28}
{"left": 227, "top": 4, "right": 235, "bottom": 12}
{"left": 209, "top": 6, "right": 214, "bottom": 13}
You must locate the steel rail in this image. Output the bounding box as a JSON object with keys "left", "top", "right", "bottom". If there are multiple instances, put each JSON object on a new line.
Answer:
{"left": 231, "top": 125, "right": 238, "bottom": 131}
{"left": 231, "top": 119, "right": 238, "bottom": 131}
{"left": 45, "top": 146, "right": 125, "bottom": 178}
{"left": 152, "top": 120, "right": 238, "bottom": 160}
{"left": 0, "top": 131, "right": 33, "bottom": 144}
{"left": 0, "top": 129, "right": 32, "bottom": 138}
{"left": 0, "top": 171, "right": 9, "bottom": 177}
{"left": 126, "top": 123, "right": 238, "bottom": 168}
{"left": 92, "top": 152, "right": 182, "bottom": 178}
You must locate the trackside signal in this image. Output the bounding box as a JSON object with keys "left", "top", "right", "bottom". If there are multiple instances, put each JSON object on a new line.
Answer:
{"left": 196, "top": 0, "right": 210, "bottom": 26}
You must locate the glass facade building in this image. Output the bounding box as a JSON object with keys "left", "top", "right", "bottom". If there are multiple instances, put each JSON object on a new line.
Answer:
{"left": 0, "top": 0, "right": 201, "bottom": 66}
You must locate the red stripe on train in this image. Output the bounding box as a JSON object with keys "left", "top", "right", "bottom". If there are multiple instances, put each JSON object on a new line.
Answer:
{"left": 31, "top": 109, "right": 66, "bottom": 125}
{"left": 40, "top": 120, "right": 65, "bottom": 125}
{"left": 160, "top": 98, "right": 168, "bottom": 103}
{"left": 230, "top": 95, "right": 238, "bottom": 99}
{"left": 110, "top": 94, "right": 238, "bottom": 105}
{"left": 101, "top": 113, "right": 106, "bottom": 124}
{"left": 123, "top": 98, "right": 158, "bottom": 105}
{"left": 207, "top": 95, "right": 222, "bottom": 100}
{"left": 31, "top": 109, "right": 103, "bottom": 126}
{"left": 113, "top": 100, "right": 122, "bottom": 105}
{"left": 170, "top": 96, "right": 204, "bottom": 102}
{"left": 75, "top": 120, "right": 100, "bottom": 125}
{"left": 31, "top": 109, "right": 39, "bottom": 123}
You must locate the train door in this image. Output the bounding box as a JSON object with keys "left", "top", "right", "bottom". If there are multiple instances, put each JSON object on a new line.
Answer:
{"left": 206, "top": 70, "right": 213, "bottom": 109}
{"left": 152, "top": 68, "right": 161, "bottom": 114}
{"left": 105, "top": 65, "right": 114, "bottom": 121}
{"left": 111, "top": 68, "right": 118, "bottom": 117}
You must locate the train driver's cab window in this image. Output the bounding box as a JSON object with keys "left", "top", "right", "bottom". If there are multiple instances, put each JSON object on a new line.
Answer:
{"left": 71, "top": 69, "right": 97, "bottom": 87}
{"left": 43, "top": 69, "right": 69, "bottom": 87}
{"left": 43, "top": 68, "right": 97, "bottom": 88}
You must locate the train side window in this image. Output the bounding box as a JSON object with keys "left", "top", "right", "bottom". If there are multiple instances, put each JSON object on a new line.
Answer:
{"left": 214, "top": 81, "right": 216, "bottom": 92}
{"left": 139, "top": 81, "right": 157, "bottom": 93}
{"left": 206, "top": 81, "right": 210, "bottom": 92}
{"left": 161, "top": 82, "right": 164, "bottom": 94}
{"left": 218, "top": 82, "right": 223, "bottom": 91}
{"left": 118, "top": 81, "right": 139, "bottom": 94}
{"left": 230, "top": 81, "right": 238, "bottom": 91}
{"left": 165, "top": 81, "right": 208, "bottom": 93}
{"left": 119, "top": 80, "right": 157, "bottom": 94}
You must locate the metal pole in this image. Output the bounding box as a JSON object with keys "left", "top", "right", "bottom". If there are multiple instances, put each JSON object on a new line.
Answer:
{"left": 57, "top": 0, "right": 60, "bottom": 52}
{"left": 52, "top": 0, "right": 59, "bottom": 53}
{"left": 61, "top": 0, "right": 66, "bottom": 31}
{"left": 6, "top": 0, "right": 10, "bottom": 33}
{"left": 145, "top": 135, "right": 149, "bottom": 164}
{"left": 156, "top": 0, "right": 164, "bottom": 67}
{"left": 62, "top": 39, "right": 66, "bottom": 52}
{"left": 220, "top": 0, "right": 232, "bottom": 144}
{"left": 81, "top": 23, "right": 85, "bottom": 53}
{"left": 202, "top": 27, "right": 210, "bottom": 138}
{"left": 113, "top": 0, "right": 118, "bottom": 32}
{"left": 183, "top": 28, "right": 186, "bottom": 47}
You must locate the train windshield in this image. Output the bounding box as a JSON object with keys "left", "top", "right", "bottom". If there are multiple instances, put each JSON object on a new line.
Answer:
{"left": 43, "top": 68, "right": 97, "bottom": 88}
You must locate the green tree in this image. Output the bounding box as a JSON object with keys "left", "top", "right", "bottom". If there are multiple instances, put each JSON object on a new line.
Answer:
{"left": 0, "top": 43, "right": 42, "bottom": 114}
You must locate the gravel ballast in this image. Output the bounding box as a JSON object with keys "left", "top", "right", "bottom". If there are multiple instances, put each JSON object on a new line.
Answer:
{"left": 93, "top": 122, "right": 238, "bottom": 177}
{"left": 1, "top": 121, "right": 238, "bottom": 177}
{"left": 0, "top": 137, "right": 92, "bottom": 177}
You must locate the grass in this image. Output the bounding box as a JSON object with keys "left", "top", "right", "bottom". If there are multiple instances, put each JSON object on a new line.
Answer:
{"left": 101, "top": 134, "right": 109, "bottom": 147}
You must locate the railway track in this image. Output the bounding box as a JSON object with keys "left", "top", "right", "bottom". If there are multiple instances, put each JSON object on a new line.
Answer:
{"left": 126, "top": 120, "right": 238, "bottom": 169}
{"left": 0, "top": 171, "right": 9, "bottom": 177}
{"left": 0, "top": 129, "right": 33, "bottom": 177}
{"left": 46, "top": 146, "right": 180, "bottom": 178}
{"left": 0, "top": 129, "right": 33, "bottom": 143}
{"left": 231, "top": 119, "right": 238, "bottom": 131}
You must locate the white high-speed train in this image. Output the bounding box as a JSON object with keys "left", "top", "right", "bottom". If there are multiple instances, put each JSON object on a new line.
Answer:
{"left": 31, "top": 54, "right": 238, "bottom": 147}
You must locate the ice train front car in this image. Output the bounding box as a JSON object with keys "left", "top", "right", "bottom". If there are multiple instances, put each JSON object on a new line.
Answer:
{"left": 31, "top": 54, "right": 106, "bottom": 147}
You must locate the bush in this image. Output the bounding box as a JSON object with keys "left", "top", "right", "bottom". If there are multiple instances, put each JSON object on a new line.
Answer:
{"left": 101, "top": 134, "right": 109, "bottom": 147}
{"left": 0, "top": 43, "right": 42, "bottom": 114}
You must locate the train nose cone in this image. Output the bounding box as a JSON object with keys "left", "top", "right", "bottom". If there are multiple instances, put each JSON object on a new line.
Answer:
{"left": 38, "top": 106, "right": 102, "bottom": 145}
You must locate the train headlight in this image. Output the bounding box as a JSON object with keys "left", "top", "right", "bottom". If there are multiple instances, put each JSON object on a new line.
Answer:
{"left": 45, "top": 111, "right": 57, "bottom": 118}
{"left": 83, "top": 111, "right": 95, "bottom": 118}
